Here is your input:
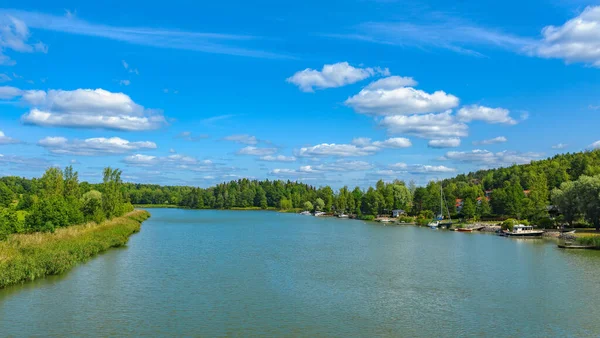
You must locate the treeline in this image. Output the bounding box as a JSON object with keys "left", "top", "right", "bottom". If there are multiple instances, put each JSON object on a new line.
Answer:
{"left": 123, "top": 149, "right": 600, "bottom": 227}
{"left": 125, "top": 179, "right": 413, "bottom": 217}
{"left": 3, "top": 149, "right": 600, "bottom": 237}
{"left": 0, "top": 166, "right": 133, "bottom": 240}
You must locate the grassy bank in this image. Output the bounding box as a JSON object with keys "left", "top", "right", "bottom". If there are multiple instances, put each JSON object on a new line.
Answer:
{"left": 0, "top": 210, "right": 150, "bottom": 289}
{"left": 134, "top": 204, "right": 180, "bottom": 208}
{"left": 575, "top": 233, "right": 600, "bottom": 248}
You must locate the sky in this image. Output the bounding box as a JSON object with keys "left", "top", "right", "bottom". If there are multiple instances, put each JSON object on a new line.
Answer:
{"left": 0, "top": 0, "right": 599, "bottom": 188}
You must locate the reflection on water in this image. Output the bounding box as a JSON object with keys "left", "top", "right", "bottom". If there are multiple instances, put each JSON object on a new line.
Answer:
{"left": 1, "top": 209, "right": 600, "bottom": 337}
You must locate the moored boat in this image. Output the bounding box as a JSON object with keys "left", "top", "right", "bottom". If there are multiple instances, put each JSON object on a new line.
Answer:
{"left": 300, "top": 211, "right": 311, "bottom": 216}
{"left": 506, "top": 224, "right": 544, "bottom": 237}
{"left": 337, "top": 213, "right": 349, "bottom": 219}
{"left": 456, "top": 228, "right": 473, "bottom": 232}
{"left": 314, "top": 211, "right": 327, "bottom": 217}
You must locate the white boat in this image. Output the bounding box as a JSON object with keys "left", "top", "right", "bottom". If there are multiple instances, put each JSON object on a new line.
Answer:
{"left": 379, "top": 218, "right": 393, "bottom": 223}
{"left": 506, "top": 224, "right": 544, "bottom": 237}
{"left": 300, "top": 211, "right": 311, "bottom": 216}
{"left": 314, "top": 211, "right": 327, "bottom": 217}
{"left": 338, "top": 213, "right": 349, "bottom": 218}
{"left": 428, "top": 221, "right": 439, "bottom": 229}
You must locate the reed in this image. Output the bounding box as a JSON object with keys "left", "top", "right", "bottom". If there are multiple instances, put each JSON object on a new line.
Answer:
{"left": 0, "top": 210, "right": 150, "bottom": 289}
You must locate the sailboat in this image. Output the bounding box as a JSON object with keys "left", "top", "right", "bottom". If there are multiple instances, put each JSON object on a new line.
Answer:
{"left": 428, "top": 183, "right": 452, "bottom": 229}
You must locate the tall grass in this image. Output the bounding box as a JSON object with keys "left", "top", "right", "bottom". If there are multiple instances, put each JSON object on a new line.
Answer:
{"left": 0, "top": 210, "right": 150, "bottom": 289}
{"left": 576, "top": 234, "right": 600, "bottom": 248}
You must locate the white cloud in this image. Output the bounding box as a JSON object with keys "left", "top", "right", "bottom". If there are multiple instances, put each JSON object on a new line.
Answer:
{"left": 259, "top": 155, "right": 297, "bottom": 162}
{"left": 443, "top": 149, "right": 542, "bottom": 166}
{"left": 287, "top": 62, "right": 389, "bottom": 92}
{"left": 4, "top": 88, "right": 167, "bottom": 131}
{"left": 365, "top": 76, "right": 417, "bottom": 90}
{"left": 0, "top": 73, "right": 11, "bottom": 82}
{"left": 533, "top": 6, "right": 600, "bottom": 67}
{"left": 270, "top": 160, "right": 373, "bottom": 177}
{"left": 1, "top": 9, "right": 285, "bottom": 59}
{"left": 0, "top": 15, "right": 48, "bottom": 65}
{"left": 589, "top": 141, "right": 600, "bottom": 149}
{"left": 380, "top": 111, "right": 468, "bottom": 139}
{"left": 119, "top": 79, "right": 130, "bottom": 86}
{"left": 224, "top": 134, "right": 258, "bottom": 145}
{"left": 473, "top": 136, "right": 507, "bottom": 145}
{"left": 346, "top": 84, "right": 459, "bottom": 116}
{"left": 38, "top": 136, "right": 157, "bottom": 156}
{"left": 552, "top": 143, "right": 568, "bottom": 149}
{"left": 457, "top": 105, "right": 516, "bottom": 125}
{"left": 377, "top": 164, "right": 456, "bottom": 176}
{"left": 351, "top": 137, "right": 373, "bottom": 147}
{"left": 428, "top": 138, "right": 461, "bottom": 148}
{"left": 177, "top": 131, "right": 209, "bottom": 141}
{"left": 371, "top": 137, "right": 412, "bottom": 148}
{"left": 0, "top": 131, "right": 20, "bottom": 144}
{"left": 298, "top": 143, "right": 378, "bottom": 157}
{"left": 237, "top": 146, "right": 277, "bottom": 156}
{"left": 0, "top": 85, "right": 22, "bottom": 99}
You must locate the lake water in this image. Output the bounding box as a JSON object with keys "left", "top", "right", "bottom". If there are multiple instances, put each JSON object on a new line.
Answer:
{"left": 2, "top": 209, "right": 600, "bottom": 337}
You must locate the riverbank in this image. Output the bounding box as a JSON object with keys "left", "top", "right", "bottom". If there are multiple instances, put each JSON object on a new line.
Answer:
{"left": 0, "top": 210, "right": 150, "bottom": 289}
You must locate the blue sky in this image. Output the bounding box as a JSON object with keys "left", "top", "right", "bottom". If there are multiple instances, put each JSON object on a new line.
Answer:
{"left": 0, "top": 0, "right": 599, "bottom": 188}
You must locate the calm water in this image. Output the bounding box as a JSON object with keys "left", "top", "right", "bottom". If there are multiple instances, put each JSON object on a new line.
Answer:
{"left": 2, "top": 209, "right": 600, "bottom": 337}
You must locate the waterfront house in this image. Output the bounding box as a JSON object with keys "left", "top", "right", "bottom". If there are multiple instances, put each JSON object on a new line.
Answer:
{"left": 392, "top": 209, "right": 406, "bottom": 217}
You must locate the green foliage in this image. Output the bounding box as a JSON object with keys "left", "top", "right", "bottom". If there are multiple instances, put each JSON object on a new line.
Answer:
{"left": 0, "top": 208, "right": 21, "bottom": 240}
{"left": 573, "top": 175, "right": 600, "bottom": 231}
{"left": 502, "top": 218, "right": 517, "bottom": 230}
{"left": 303, "top": 201, "right": 313, "bottom": 211}
{"left": 576, "top": 235, "right": 600, "bottom": 248}
{"left": 0, "top": 210, "right": 150, "bottom": 289}
{"left": 279, "top": 198, "right": 293, "bottom": 210}
{"left": 0, "top": 182, "right": 14, "bottom": 207}
{"left": 315, "top": 198, "right": 325, "bottom": 211}
{"left": 551, "top": 181, "right": 578, "bottom": 226}
{"left": 462, "top": 198, "right": 476, "bottom": 219}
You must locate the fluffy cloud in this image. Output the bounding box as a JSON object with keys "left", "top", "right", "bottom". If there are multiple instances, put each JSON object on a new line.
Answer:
{"left": 259, "top": 155, "right": 297, "bottom": 162}
{"left": 428, "top": 138, "right": 461, "bottom": 148}
{"left": 533, "top": 6, "right": 600, "bottom": 67}
{"left": 237, "top": 146, "right": 277, "bottom": 156}
{"left": 457, "top": 105, "right": 516, "bottom": 125}
{"left": 0, "top": 131, "right": 20, "bottom": 145}
{"left": 0, "top": 85, "right": 21, "bottom": 99}
{"left": 270, "top": 160, "right": 373, "bottom": 177}
{"left": 589, "top": 141, "right": 600, "bottom": 149}
{"left": 380, "top": 111, "right": 468, "bottom": 139}
{"left": 0, "top": 16, "right": 48, "bottom": 65}
{"left": 38, "top": 136, "right": 157, "bottom": 156}
{"left": 1, "top": 88, "right": 167, "bottom": 131}
{"left": 298, "top": 143, "right": 379, "bottom": 157}
{"left": 552, "top": 143, "right": 568, "bottom": 149}
{"left": 473, "top": 136, "right": 507, "bottom": 145}
{"left": 345, "top": 79, "right": 459, "bottom": 115}
{"left": 224, "top": 134, "right": 258, "bottom": 145}
{"left": 286, "top": 62, "right": 389, "bottom": 92}
{"left": 443, "top": 149, "right": 542, "bottom": 166}
{"left": 365, "top": 76, "right": 417, "bottom": 90}
{"left": 371, "top": 137, "right": 412, "bottom": 148}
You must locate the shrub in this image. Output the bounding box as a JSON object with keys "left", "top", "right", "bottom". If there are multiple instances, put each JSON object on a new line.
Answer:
{"left": 502, "top": 218, "right": 517, "bottom": 231}
{"left": 359, "top": 215, "right": 376, "bottom": 221}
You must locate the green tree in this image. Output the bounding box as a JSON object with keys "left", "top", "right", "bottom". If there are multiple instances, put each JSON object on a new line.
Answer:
{"left": 574, "top": 175, "right": 600, "bottom": 231}
{"left": 303, "top": 201, "right": 314, "bottom": 211}
{"left": 462, "top": 198, "right": 476, "bottom": 219}
{"left": 315, "top": 198, "right": 325, "bottom": 211}
{"left": 551, "top": 181, "right": 578, "bottom": 227}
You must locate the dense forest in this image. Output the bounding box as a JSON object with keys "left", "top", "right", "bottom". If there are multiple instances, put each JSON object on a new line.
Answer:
{"left": 0, "top": 166, "right": 133, "bottom": 239}
{"left": 2, "top": 149, "right": 600, "bottom": 239}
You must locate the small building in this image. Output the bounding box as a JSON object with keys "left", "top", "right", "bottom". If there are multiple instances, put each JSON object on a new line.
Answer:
{"left": 392, "top": 209, "right": 406, "bottom": 217}
{"left": 455, "top": 199, "right": 464, "bottom": 212}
